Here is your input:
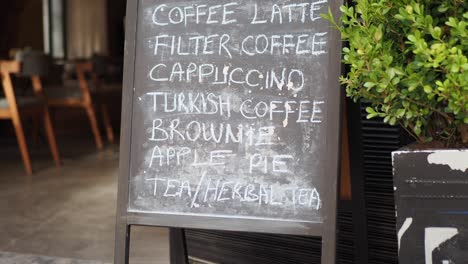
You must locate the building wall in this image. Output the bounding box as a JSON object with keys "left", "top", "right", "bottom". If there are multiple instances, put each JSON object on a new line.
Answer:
{"left": 107, "top": 0, "right": 127, "bottom": 58}
{"left": 0, "top": 0, "right": 43, "bottom": 58}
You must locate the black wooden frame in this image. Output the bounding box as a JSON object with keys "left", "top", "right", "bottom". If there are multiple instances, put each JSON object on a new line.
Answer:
{"left": 114, "top": 0, "right": 343, "bottom": 263}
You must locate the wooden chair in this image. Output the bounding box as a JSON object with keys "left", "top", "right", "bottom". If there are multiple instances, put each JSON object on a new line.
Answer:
{"left": 0, "top": 60, "right": 61, "bottom": 175}
{"left": 45, "top": 58, "right": 115, "bottom": 150}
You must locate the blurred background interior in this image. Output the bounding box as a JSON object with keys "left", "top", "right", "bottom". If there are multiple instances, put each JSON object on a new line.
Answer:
{"left": 0, "top": 1, "right": 172, "bottom": 263}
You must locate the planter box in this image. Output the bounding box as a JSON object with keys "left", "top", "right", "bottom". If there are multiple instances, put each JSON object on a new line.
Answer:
{"left": 393, "top": 149, "right": 468, "bottom": 264}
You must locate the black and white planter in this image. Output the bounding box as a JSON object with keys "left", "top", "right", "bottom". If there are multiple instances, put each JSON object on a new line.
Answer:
{"left": 393, "top": 149, "right": 468, "bottom": 264}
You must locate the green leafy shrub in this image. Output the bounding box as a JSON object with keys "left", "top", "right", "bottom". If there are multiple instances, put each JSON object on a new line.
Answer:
{"left": 326, "top": 0, "right": 468, "bottom": 147}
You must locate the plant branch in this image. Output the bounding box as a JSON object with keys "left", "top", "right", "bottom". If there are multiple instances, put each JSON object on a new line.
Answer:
{"left": 400, "top": 121, "right": 425, "bottom": 143}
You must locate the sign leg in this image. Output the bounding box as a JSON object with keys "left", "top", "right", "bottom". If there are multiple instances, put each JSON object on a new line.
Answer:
{"left": 114, "top": 224, "right": 131, "bottom": 264}
{"left": 321, "top": 236, "right": 336, "bottom": 264}
{"left": 170, "top": 228, "right": 188, "bottom": 264}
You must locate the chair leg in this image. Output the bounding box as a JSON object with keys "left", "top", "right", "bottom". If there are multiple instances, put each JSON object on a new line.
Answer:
{"left": 11, "top": 114, "right": 33, "bottom": 175}
{"left": 43, "top": 106, "right": 61, "bottom": 167}
{"left": 84, "top": 104, "right": 104, "bottom": 150}
{"left": 101, "top": 103, "right": 115, "bottom": 144}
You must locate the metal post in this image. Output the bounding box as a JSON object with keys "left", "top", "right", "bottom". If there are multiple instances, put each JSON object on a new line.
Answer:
{"left": 170, "top": 228, "right": 189, "bottom": 264}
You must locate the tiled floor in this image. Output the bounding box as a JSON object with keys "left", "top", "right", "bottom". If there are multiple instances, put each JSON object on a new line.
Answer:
{"left": 0, "top": 138, "right": 170, "bottom": 264}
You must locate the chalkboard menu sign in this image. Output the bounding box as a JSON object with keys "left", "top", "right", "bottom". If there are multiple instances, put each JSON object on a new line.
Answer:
{"left": 116, "top": 0, "right": 342, "bottom": 262}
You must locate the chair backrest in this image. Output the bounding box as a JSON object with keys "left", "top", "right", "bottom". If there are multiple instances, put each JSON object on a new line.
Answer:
{"left": 91, "top": 54, "right": 108, "bottom": 77}
{"left": 0, "top": 60, "right": 22, "bottom": 110}
{"left": 2, "top": 57, "right": 47, "bottom": 99}
{"left": 21, "top": 51, "right": 51, "bottom": 77}
{"left": 0, "top": 60, "right": 21, "bottom": 75}
{"left": 72, "top": 56, "right": 109, "bottom": 103}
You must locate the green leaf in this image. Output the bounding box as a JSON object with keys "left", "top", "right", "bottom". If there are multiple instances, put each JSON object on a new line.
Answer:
{"left": 406, "top": 111, "right": 413, "bottom": 119}
{"left": 365, "top": 107, "right": 376, "bottom": 114}
{"left": 374, "top": 26, "right": 383, "bottom": 42}
{"left": 446, "top": 17, "right": 458, "bottom": 27}
{"left": 451, "top": 64, "right": 460, "bottom": 73}
{"left": 413, "top": 4, "right": 420, "bottom": 14}
{"left": 395, "top": 14, "right": 405, "bottom": 20}
{"left": 396, "top": 109, "right": 406, "bottom": 117}
{"left": 414, "top": 125, "right": 422, "bottom": 135}
{"left": 392, "top": 77, "right": 401, "bottom": 85}
{"left": 423, "top": 85, "right": 433, "bottom": 93}
{"left": 387, "top": 68, "right": 396, "bottom": 79}
{"left": 405, "top": 5, "right": 413, "bottom": 14}
{"left": 438, "top": 5, "right": 449, "bottom": 12}
{"left": 431, "top": 27, "right": 442, "bottom": 39}
{"left": 366, "top": 107, "right": 378, "bottom": 119}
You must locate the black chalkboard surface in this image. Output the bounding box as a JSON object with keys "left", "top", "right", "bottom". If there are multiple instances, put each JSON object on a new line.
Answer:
{"left": 115, "top": 0, "right": 342, "bottom": 263}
